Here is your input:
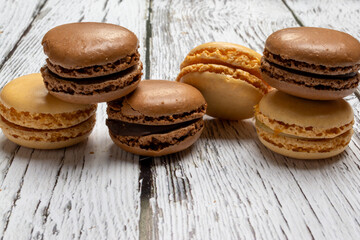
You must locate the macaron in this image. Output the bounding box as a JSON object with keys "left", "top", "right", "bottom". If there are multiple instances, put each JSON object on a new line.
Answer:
{"left": 40, "top": 22, "right": 142, "bottom": 104}
{"left": 0, "top": 73, "right": 97, "bottom": 149}
{"left": 176, "top": 42, "right": 269, "bottom": 120}
{"left": 261, "top": 27, "right": 360, "bottom": 100}
{"left": 255, "top": 90, "right": 354, "bottom": 159}
{"left": 106, "top": 80, "right": 207, "bottom": 156}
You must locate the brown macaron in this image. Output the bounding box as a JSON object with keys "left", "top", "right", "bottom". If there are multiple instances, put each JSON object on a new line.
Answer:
{"left": 261, "top": 27, "right": 360, "bottom": 100}
{"left": 41, "top": 22, "right": 142, "bottom": 104}
{"left": 106, "top": 80, "right": 207, "bottom": 156}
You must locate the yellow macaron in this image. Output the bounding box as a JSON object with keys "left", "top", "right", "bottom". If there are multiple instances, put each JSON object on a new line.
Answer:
{"left": 255, "top": 90, "right": 354, "bottom": 159}
{"left": 176, "top": 42, "right": 269, "bottom": 120}
{"left": 0, "top": 73, "right": 97, "bottom": 149}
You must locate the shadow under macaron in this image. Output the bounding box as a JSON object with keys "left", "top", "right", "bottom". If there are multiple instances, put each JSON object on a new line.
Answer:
{"left": 201, "top": 117, "right": 256, "bottom": 141}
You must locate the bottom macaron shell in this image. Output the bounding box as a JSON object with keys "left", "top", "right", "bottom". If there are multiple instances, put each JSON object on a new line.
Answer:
{"left": 0, "top": 115, "right": 95, "bottom": 149}
{"left": 179, "top": 71, "right": 263, "bottom": 120}
{"left": 41, "top": 62, "right": 142, "bottom": 104}
{"left": 3, "top": 130, "right": 92, "bottom": 149}
{"left": 261, "top": 70, "right": 357, "bottom": 100}
{"left": 48, "top": 81, "right": 140, "bottom": 104}
{"left": 109, "top": 119, "right": 204, "bottom": 157}
{"left": 256, "top": 127, "right": 353, "bottom": 160}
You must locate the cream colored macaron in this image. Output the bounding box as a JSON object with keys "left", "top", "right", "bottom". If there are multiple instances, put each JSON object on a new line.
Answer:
{"left": 0, "top": 73, "right": 97, "bottom": 149}
{"left": 255, "top": 90, "right": 354, "bottom": 159}
{"left": 176, "top": 42, "right": 269, "bottom": 120}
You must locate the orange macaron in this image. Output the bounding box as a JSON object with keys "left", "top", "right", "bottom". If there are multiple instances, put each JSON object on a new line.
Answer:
{"left": 176, "top": 42, "right": 269, "bottom": 120}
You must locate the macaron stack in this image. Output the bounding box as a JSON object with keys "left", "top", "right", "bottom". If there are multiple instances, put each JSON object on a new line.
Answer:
{"left": 255, "top": 27, "right": 360, "bottom": 159}
{"left": 0, "top": 22, "right": 143, "bottom": 150}
{"left": 176, "top": 42, "right": 269, "bottom": 120}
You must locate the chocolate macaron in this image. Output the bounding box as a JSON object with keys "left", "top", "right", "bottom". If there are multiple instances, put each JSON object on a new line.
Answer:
{"left": 41, "top": 22, "right": 142, "bottom": 104}
{"left": 261, "top": 27, "right": 360, "bottom": 100}
{"left": 106, "top": 80, "right": 207, "bottom": 156}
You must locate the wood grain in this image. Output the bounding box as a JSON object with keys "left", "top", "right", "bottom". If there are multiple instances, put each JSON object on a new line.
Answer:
{"left": 148, "top": 0, "right": 360, "bottom": 239}
{"left": 0, "top": 0, "right": 360, "bottom": 239}
{"left": 0, "top": 0, "right": 46, "bottom": 71}
{"left": 0, "top": 0, "right": 148, "bottom": 239}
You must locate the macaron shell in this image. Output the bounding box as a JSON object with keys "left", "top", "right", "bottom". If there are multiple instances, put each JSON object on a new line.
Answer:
{"left": 49, "top": 79, "right": 140, "bottom": 104}
{"left": 259, "top": 90, "right": 353, "bottom": 129}
{"left": 3, "top": 131, "right": 91, "bottom": 150}
{"left": 0, "top": 102, "right": 96, "bottom": 130}
{"left": 0, "top": 115, "right": 95, "bottom": 149}
{"left": 108, "top": 80, "right": 206, "bottom": 124}
{"left": 178, "top": 64, "right": 264, "bottom": 120}
{"left": 255, "top": 107, "right": 353, "bottom": 139}
{"left": 265, "top": 27, "right": 360, "bottom": 67}
{"left": 261, "top": 72, "right": 357, "bottom": 100}
{"left": 46, "top": 51, "right": 140, "bottom": 79}
{"left": 256, "top": 127, "right": 353, "bottom": 160}
{"left": 180, "top": 42, "right": 262, "bottom": 78}
{"left": 0, "top": 73, "right": 93, "bottom": 114}
{"left": 109, "top": 121, "right": 204, "bottom": 156}
{"left": 42, "top": 22, "right": 139, "bottom": 68}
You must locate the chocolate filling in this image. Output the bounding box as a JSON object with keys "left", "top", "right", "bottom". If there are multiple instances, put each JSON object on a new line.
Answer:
{"left": 42, "top": 63, "right": 142, "bottom": 95}
{"left": 46, "top": 51, "right": 140, "bottom": 78}
{"left": 266, "top": 60, "right": 357, "bottom": 79}
{"left": 106, "top": 118, "right": 201, "bottom": 136}
{"left": 263, "top": 49, "right": 360, "bottom": 75}
{"left": 45, "top": 64, "right": 140, "bottom": 84}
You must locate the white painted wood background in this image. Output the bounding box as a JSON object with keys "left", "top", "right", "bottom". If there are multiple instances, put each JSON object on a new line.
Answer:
{"left": 0, "top": 0, "right": 360, "bottom": 239}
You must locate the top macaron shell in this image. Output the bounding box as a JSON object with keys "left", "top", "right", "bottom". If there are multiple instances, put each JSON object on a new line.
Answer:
{"left": 180, "top": 42, "right": 263, "bottom": 78}
{"left": 265, "top": 27, "right": 360, "bottom": 68}
{"left": 107, "top": 80, "right": 207, "bottom": 125}
{"left": 42, "top": 22, "right": 139, "bottom": 69}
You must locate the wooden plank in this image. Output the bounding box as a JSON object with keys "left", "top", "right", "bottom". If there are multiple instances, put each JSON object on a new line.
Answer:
{"left": 0, "top": 0, "right": 45, "bottom": 201}
{"left": 284, "top": 0, "right": 360, "bottom": 37}
{"left": 0, "top": 0, "right": 46, "bottom": 70}
{"left": 279, "top": 1, "right": 360, "bottom": 239}
{"left": 0, "top": 0, "right": 148, "bottom": 239}
{"left": 148, "top": 0, "right": 360, "bottom": 239}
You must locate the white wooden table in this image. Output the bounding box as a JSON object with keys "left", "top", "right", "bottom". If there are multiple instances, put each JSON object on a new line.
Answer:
{"left": 1, "top": 0, "right": 360, "bottom": 239}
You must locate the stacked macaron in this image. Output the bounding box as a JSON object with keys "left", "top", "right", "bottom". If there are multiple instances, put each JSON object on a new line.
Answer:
{"left": 0, "top": 22, "right": 144, "bottom": 150}
{"left": 176, "top": 42, "right": 269, "bottom": 120}
{"left": 255, "top": 27, "right": 360, "bottom": 159}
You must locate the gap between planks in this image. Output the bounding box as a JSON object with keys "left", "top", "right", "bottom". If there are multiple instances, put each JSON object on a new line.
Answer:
{"left": 0, "top": 0, "right": 48, "bottom": 74}
{"left": 138, "top": 0, "right": 155, "bottom": 239}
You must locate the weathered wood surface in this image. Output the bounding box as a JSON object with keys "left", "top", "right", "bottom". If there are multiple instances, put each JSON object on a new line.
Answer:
{"left": 148, "top": 0, "right": 360, "bottom": 239}
{"left": 0, "top": 0, "right": 148, "bottom": 239}
{"left": 0, "top": 0, "right": 359, "bottom": 239}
